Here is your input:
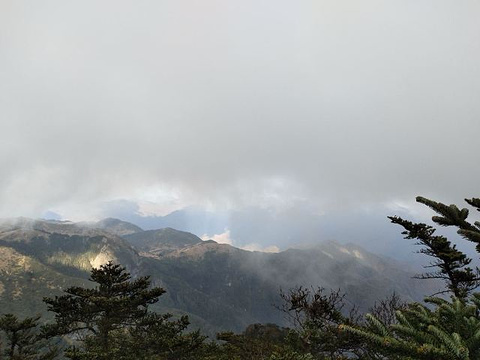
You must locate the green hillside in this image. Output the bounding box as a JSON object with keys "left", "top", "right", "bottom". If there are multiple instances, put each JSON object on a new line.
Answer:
{"left": 0, "top": 218, "right": 437, "bottom": 336}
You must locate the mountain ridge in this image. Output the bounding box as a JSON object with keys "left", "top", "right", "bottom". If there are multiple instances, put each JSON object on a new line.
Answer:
{"left": 0, "top": 217, "right": 441, "bottom": 335}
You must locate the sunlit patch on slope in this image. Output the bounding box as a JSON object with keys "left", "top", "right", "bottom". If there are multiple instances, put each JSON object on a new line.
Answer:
{"left": 353, "top": 250, "right": 364, "bottom": 259}
{"left": 339, "top": 247, "right": 351, "bottom": 255}
{"left": 241, "top": 243, "right": 280, "bottom": 253}
{"left": 90, "top": 246, "right": 115, "bottom": 269}
{"left": 338, "top": 247, "right": 364, "bottom": 259}
{"left": 321, "top": 250, "right": 334, "bottom": 259}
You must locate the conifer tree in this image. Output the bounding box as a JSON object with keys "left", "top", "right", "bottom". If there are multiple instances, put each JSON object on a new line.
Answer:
{"left": 278, "top": 287, "right": 368, "bottom": 359}
{"left": 43, "top": 262, "right": 165, "bottom": 359}
{"left": 338, "top": 196, "right": 480, "bottom": 359}
{"left": 0, "top": 314, "right": 59, "bottom": 360}
{"left": 341, "top": 294, "right": 480, "bottom": 359}
{"left": 122, "top": 312, "right": 206, "bottom": 359}
{"left": 43, "top": 261, "right": 208, "bottom": 359}
{"left": 388, "top": 196, "right": 480, "bottom": 298}
{"left": 215, "top": 323, "right": 291, "bottom": 360}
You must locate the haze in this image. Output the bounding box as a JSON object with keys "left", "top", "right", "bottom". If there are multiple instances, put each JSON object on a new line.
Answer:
{"left": 1, "top": 1, "right": 480, "bottom": 257}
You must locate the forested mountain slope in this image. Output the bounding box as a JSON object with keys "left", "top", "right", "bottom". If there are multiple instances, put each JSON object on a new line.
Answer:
{"left": 0, "top": 218, "right": 437, "bottom": 334}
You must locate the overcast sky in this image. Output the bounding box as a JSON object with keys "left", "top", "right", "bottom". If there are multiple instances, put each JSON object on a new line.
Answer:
{"left": 1, "top": 0, "right": 480, "bottom": 248}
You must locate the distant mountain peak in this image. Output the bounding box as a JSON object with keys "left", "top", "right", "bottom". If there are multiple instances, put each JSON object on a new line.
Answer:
{"left": 0, "top": 217, "right": 141, "bottom": 270}
{"left": 95, "top": 218, "right": 144, "bottom": 236}
{"left": 166, "top": 240, "right": 240, "bottom": 260}
{"left": 124, "top": 227, "right": 202, "bottom": 257}
{"left": 0, "top": 216, "right": 441, "bottom": 335}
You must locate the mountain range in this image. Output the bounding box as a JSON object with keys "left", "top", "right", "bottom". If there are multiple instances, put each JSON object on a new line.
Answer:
{"left": 0, "top": 217, "right": 440, "bottom": 336}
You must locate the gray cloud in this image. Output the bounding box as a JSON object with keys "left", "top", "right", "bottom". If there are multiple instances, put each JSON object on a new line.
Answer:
{"left": 1, "top": 0, "right": 480, "bottom": 220}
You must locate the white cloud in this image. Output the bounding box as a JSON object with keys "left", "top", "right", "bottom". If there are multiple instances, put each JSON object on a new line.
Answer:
{"left": 201, "top": 229, "right": 279, "bottom": 253}
{"left": 1, "top": 0, "right": 480, "bottom": 223}
{"left": 201, "top": 229, "right": 233, "bottom": 245}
